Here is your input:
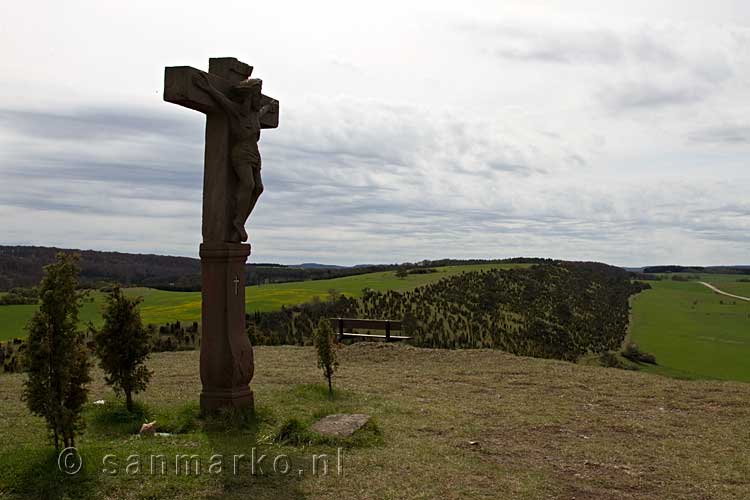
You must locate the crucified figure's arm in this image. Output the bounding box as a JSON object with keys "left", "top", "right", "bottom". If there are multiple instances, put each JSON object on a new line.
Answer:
{"left": 194, "top": 74, "right": 241, "bottom": 117}
{"left": 258, "top": 100, "right": 278, "bottom": 118}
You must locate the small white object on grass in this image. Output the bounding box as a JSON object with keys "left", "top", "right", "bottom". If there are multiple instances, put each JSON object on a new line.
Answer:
{"left": 93, "top": 400, "right": 105, "bottom": 405}
{"left": 139, "top": 421, "right": 157, "bottom": 436}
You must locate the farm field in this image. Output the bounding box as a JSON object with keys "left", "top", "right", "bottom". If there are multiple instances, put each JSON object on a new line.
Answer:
{"left": 687, "top": 273, "right": 750, "bottom": 300}
{"left": 629, "top": 275, "right": 750, "bottom": 382}
{"left": 1, "top": 344, "right": 749, "bottom": 499}
{"left": 0, "top": 264, "right": 524, "bottom": 341}
{"left": 705, "top": 280, "right": 750, "bottom": 298}
{"left": 0, "top": 300, "right": 105, "bottom": 343}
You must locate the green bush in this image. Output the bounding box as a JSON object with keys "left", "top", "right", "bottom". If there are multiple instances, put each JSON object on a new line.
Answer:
{"left": 406, "top": 268, "right": 438, "bottom": 275}
{"left": 274, "top": 418, "right": 310, "bottom": 445}
{"left": 0, "top": 287, "right": 38, "bottom": 305}
{"left": 313, "top": 319, "right": 339, "bottom": 399}
{"left": 599, "top": 351, "right": 639, "bottom": 370}
{"left": 621, "top": 342, "right": 657, "bottom": 365}
{"left": 92, "top": 286, "right": 152, "bottom": 412}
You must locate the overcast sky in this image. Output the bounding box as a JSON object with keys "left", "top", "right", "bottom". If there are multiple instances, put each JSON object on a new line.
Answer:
{"left": 1, "top": 1, "right": 749, "bottom": 266}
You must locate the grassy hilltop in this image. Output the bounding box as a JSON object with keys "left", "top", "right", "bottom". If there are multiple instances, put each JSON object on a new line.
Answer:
{"left": 1, "top": 345, "right": 748, "bottom": 499}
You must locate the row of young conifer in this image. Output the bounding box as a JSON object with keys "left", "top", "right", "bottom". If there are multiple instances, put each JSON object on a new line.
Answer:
{"left": 21, "top": 253, "right": 151, "bottom": 450}
{"left": 247, "top": 261, "right": 650, "bottom": 362}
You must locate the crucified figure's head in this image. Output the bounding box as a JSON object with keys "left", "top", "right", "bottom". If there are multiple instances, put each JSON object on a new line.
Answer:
{"left": 232, "top": 78, "right": 262, "bottom": 111}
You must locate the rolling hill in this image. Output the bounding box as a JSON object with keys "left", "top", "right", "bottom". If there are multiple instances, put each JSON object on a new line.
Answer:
{"left": 0, "top": 245, "right": 399, "bottom": 291}
{"left": 0, "top": 264, "right": 524, "bottom": 341}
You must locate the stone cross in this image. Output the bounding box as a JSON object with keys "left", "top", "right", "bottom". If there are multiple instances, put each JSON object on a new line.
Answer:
{"left": 163, "top": 57, "right": 279, "bottom": 414}
{"left": 163, "top": 57, "right": 279, "bottom": 242}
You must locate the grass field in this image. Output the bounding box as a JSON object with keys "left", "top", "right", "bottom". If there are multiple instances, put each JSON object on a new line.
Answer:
{"left": 629, "top": 275, "right": 750, "bottom": 382}
{"left": 0, "top": 299, "right": 105, "bottom": 343}
{"left": 1, "top": 344, "right": 749, "bottom": 499}
{"left": 0, "top": 264, "right": 523, "bottom": 342}
{"left": 707, "top": 280, "right": 750, "bottom": 298}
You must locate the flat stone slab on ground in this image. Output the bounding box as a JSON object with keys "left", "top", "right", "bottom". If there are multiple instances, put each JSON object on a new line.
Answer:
{"left": 310, "top": 413, "right": 371, "bottom": 438}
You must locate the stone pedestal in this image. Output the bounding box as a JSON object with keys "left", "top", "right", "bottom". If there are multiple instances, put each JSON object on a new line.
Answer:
{"left": 199, "top": 242, "right": 254, "bottom": 414}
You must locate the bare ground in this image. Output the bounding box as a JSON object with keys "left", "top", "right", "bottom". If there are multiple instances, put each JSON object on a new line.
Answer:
{"left": 1, "top": 344, "right": 749, "bottom": 499}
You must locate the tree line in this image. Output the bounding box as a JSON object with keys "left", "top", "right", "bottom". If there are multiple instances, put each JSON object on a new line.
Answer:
{"left": 0, "top": 245, "right": 402, "bottom": 291}
{"left": 642, "top": 265, "right": 750, "bottom": 275}
{"left": 0, "top": 287, "right": 38, "bottom": 305}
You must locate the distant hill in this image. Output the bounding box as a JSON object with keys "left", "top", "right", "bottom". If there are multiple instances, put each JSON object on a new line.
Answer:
{"left": 0, "top": 246, "right": 201, "bottom": 291}
{"left": 296, "top": 263, "right": 348, "bottom": 269}
{"left": 0, "top": 245, "right": 398, "bottom": 291}
{"left": 642, "top": 265, "right": 750, "bottom": 275}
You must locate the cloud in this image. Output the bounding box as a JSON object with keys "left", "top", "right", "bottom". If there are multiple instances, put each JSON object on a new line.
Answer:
{"left": 688, "top": 125, "right": 750, "bottom": 144}
{"left": 478, "top": 25, "right": 624, "bottom": 65}
{"left": 0, "top": 108, "right": 201, "bottom": 142}
{"left": 0, "top": 13, "right": 750, "bottom": 264}
{"left": 466, "top": 21, "right": 737, "bottom": 111}
{"left": 1, "top": 94, "right": 749, "bottom": 266}
{"left": 1, "top": 6, "right": 749, "bottom": 266}
{"left": 0, "top": 100, "right": 559, "bottom": 247}
{"left": 597, "top": 79, "right": 710, "bottom": 109}
{"left": 0, "top": 98, "right": 597, "bottom": 261}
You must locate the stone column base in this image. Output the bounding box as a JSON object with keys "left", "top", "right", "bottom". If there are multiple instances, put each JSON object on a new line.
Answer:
{"left": 200, "top": 386, "right": 254, "bottom": 413}
{"left": 199, "top": 242, "right": 255, "bottom": 415}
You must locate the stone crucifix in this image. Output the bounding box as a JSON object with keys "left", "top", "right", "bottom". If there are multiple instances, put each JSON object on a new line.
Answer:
{"left": 163, "top": 57, "right": 279, "bottom": 414}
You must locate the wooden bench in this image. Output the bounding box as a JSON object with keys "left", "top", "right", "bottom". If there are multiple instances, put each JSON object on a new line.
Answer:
{"left": 330, "top": 318, "right": 412, "bottom": 342}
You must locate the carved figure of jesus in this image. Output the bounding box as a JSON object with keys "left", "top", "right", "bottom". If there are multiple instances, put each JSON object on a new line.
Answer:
{"left": 194, "top": 74, "right": 275, "bottom": 242}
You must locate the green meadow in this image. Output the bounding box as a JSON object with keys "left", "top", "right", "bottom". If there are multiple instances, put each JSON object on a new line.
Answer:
{"left": 0, "top": 264, "right": 522, "bottom": 342}
{"left": 707, "top": 279, "right": 750, "bottom": 298}
{"left": 0, "top": 300, "right": 106, "bottom": 343}
{"left": 629, "top": 275, "right": 750, "bottom": 382}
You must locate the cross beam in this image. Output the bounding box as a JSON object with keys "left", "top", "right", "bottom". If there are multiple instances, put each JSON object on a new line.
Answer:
{"left": 164, "top": 59, "right": 279, "bottom": 129}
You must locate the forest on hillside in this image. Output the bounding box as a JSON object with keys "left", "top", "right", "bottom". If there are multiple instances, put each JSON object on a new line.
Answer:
{"left": 0, "top": 246, "right": 201, "bottom": 290}
{"left": 0, "top": 246, "right": 551, "bottom": 292}
{"left": 0, "top": 246, "right": 398, "bottom": 291}
{"left": 642, "top": 265, "right": 750, "bottom": 275}
{"left": 248, "top": 261, "right": 649, "bottom": 362}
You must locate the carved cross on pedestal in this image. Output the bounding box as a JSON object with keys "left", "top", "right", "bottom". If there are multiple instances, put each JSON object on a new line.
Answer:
{"left": 163, "top": 57, "right": 279, "bottom": 242}
{"left": 163, "top": 57, "right": 278, "bottom": 415}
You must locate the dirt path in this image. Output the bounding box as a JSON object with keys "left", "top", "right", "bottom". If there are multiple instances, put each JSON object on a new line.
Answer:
{"left": 698, "top": 281, "right": 750, "bottom": 302}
